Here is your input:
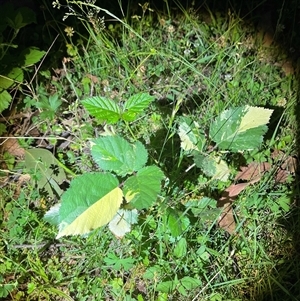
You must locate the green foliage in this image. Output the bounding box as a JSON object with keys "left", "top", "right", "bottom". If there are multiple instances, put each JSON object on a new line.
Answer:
{"left": 3, "top": 1, "right": 297, "bottom": 300}
{"left": 165, "top": 208, "right": 190, "bottom": 237}
{"left": 45, "top": 134, "right": 164, "bottom": 238}
{"left": 156, "top": 275, "right": 202, "bottom": 296}
{"left": 0, "top": 3, "right": 45, "bottom": 114}
{"left": 91, "top": 136, "right": 148, "bottom": 176}
{"left": 103, "top": 252, "right": 136, "bottom": 271}
{"left": 34, "top": 93, "right": 63, "bottom": 120}
{"left": 178, "top": 105, "right": 273, "bottom": 181}
{"left": 209, "top": 106, "right": 273, "bottom": 151}
{"left": 82, "top": 93, "right": 155, "bottom": 123}
{"left": 123, "top": 166, "right": 164, "bottom": 209}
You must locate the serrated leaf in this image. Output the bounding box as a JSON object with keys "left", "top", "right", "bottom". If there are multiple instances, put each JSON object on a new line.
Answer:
{"left": 91, "top": 136, "right": 148, "bottom": 176}
{"left": 210, "top": 106, "right": 273, "bottom": 151}
{"left": 108, "top": 209, "right": 138, "bottom": 238}
{"left": 123, "top": 166, "right": 164, "bottom": 209}
{"left": 0, "top": 91, "right": 12, "bottom": 113}
{"left": 194, "top": 154, "right": 230, "bottom": 181}
{"left": 21, "top": 47, "right": 45, "bottom": 66}
{"left": 57, "top": 173, "right": 122, "bottom": 238}
{"left": 103, "top": 253, "right": 136, "bottom": 271}
{"left": 24, "top": 148, "right": 66, "bottom": 198}
{"left": 238, "top": 106, "right": 273, "bottom": 132}
{"left": 122, "top": 93, "right": 155, "bottom": 121}
{"left": 48, "top": 94, "right": 62, "bottom": 111}
{"left": 178, "top": 116, "right": 205, "bottom": 152}
{"left": 82, "top": 96, "right": 121, "bottom": 124}
{"left": 36, "top": 94, "right": 62, "bottom": 119}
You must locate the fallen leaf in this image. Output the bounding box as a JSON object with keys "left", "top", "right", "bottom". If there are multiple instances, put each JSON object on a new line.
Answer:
{"left": 18, "top": 174, "right": 31, "bottom": 184}
{"left": 1, "top": 138, "right": 25, "bottom": 157}
{"left": 281, "top": 156, "right": 297, "bottom": 174}
{"left": 275, "top": 169, "right": 290, "bottom": 183}
{"left": 136, "top": 280, "right": 147, "bottom": 294}
{"left": 218, "top": 177, "right": 261, "bottom": 235}
{"left": 86, "top": 73, "right": 100, "bottom": 84}
{"left": 271, "top": 149, "right": 284, "bottom": 159}
{"left": 218, "top": 203, "right": 236, "bottom": 234}
{"left": 235, "top": 162, "right": 271, "bottom": 181}
{"left": 219, "top": 182, "right": 256, "bottom": 205}
{"left": 281, "top": 60, "right": 294, "bottom": 76}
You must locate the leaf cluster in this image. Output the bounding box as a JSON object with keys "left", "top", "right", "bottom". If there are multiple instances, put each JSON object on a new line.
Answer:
{"left": 45, "top": 135, "right": 164, "bottom": 238}
{"left": 82, "top": 92, "right": 155, "bottom": 123}
{"left": 178, "top": 105, "right": 273, "bottom": 181}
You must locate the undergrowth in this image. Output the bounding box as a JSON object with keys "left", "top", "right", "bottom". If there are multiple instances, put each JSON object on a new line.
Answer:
{"left": 0, "top": 1, "right": 299, "bottom": 300}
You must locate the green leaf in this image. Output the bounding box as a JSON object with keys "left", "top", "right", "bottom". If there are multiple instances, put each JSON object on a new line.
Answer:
{"left": 91, "top": 136, "right": 148, "bottom": 176}
{"left": 156, "top": 279, "right": 179, "bottom": 293}
{"left": 180, "top": 276, "right": 202, "bottom": 290}
{"left": 108, "top": 209, "right": 138, "bottom": 238}
{"left": 14, "top": 11, "right": 24, "bottom": 29}
{"left": 0, "top": 76, "right": 13, "bottom": 91}
{"left": 143, "top": 266, "right": 162, "bottom": 279}
{"left": 0, "top": 67, "right": 24, "bottom": 90}
{"left": 0, "top": 91, "right": 12, "bottom": 113}
{"left": 82, "top": 96, "right": 121, "bottom": 124}
{"left": 10, "top": 7, "right": 36, "bottom": 29}
{"left": 16, "top": 7, "right": 36, "bottom": 27}
{"left": 0, "top": 282, "right": 17, "bottom": 298}
{"left": 166, "top": 208, "right": 190, "bottom": 237}
{"left": 122, "top": 93, "right": 155, "bottom": 121}
{"left": 194, "top": 153, "right": 230, "bottom": 181}
{"left": 44, "top": 203, "right": 60, "bottom": 226}
{"left": 57, "top": 173, "right": 122, "bottom": 238}
{"left": 173, "top": 237, "right": 187, "bottom": 258}
{"left": 178, "top": 116, "right": 205, "bottom": 152}
{"left": 48, "top": 94, "right": 62, "bottom": 111}
{"left": 157, "top": 276, "right": 201, "bottom": 296}
{"left": 36, "top": 94, "right": 62, "bottom": 119}
{"left": 0, "top": 123, "right": 7, "bottom": 135}
{"left": 210, "top": 106, "right": 273, "bottom": 151}
{"left": 185, "top": 197, "right": 220, "bottom": 218}
{"left": 123, "top": 166, "right": 164, "bottom": 209}
{"left": 21, "top": 47, "right": 46, "bottom": 67}
{"left": 103, "top": 253, "right": 135, "bottom": 271}
{"left": 24, "top": 148, "right": 66, "bottom": 198}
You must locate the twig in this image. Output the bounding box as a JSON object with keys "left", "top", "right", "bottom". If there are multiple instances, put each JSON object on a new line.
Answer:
{"left": 29, "top": 34, "right": 59, "bottom": 85}
{"left": 11, "top": 243, "right": 67, "bottom": 249}
{"left": 0, "top": 136, "right": 74, "bottom": 145}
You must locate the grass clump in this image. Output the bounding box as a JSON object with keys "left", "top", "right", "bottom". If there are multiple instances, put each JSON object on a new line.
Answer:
{"left": 0, "top": 1, "right": 299, "bottom": 300}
